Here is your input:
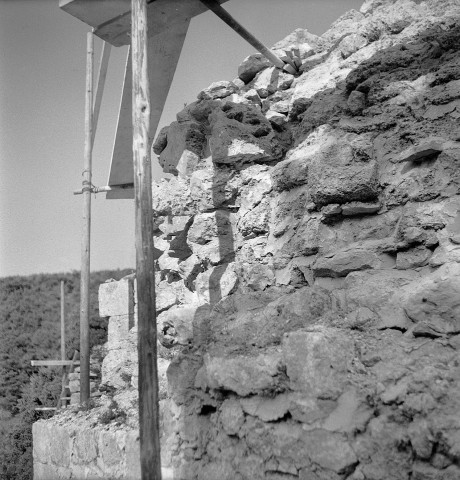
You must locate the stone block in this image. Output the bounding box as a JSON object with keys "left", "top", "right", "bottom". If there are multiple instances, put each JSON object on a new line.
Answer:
{"left": 347, "top": 90, "right": 367, "bottom": 115}
{"left": 271, "top": 152, "right": 310, "bottom": 192}
{"left": 243, "top": 88, "right": 262, "bottom": 105}
{"left": 198, "top": 80, "right": 238, "bottom": 100}
{"left": 158, "top": 215, "right": 191, "bottom": 237}
{"left": 33, "top": 462, "right": 71, "bottom": 480}
{"left": 220, "top": 398, "right": 245, "bottom": 435}
{"left": 341, "top": 201, "right": 380, "bottom": 216}
{"left": 396, "top": 137, "right": 457, "bottom": 163}
{"left": 102, "top": 347, "right": 137, "bottom": 388}
{"left": 107, "top": 314, "right": 133, "bottom": 348}
{"left": 98, "top": 430, "right": 125, "bottom": 469}
{"left": 156, "top": 279, "right": 196, "bottom": 313}
{"left": 306, "top": 128, "right": 378, "bottom": 207}
{"left": 345, "top": 269, "right": 419, "bottom": 330}
{"left": 238, "top": 53, "right": 271, "bottom": 83}
{"left": 251, "top": 67, "right": 294, "bottom": 98}
{"left": 313, "top": 245, "right": 395, "bottom": 278}
{"left": 195, "top": 263, "right": 238, "bottom": 304}
{"left": 302, "top": 429, "right": 358, "bottom": 474}
{"left": 32, "top": 421, "right": 50, "bottom": 464}
{"left": 240, "top": 393, "right": 291, "bottom": 422}
{"left": 190, "top": 162, "right": 241, "bottom": 212}
{"left": 201, "top": 350, "right": 284, "bottom": 397}
{"left": 99, "top": 277, "right": 134, "bottom": 318}
{"left": 396, "top": 246, "right": 432, "bottom": 269}
{"left": 68, "top": 379, "right": 80, "bottom": 393}
{"left": 72, "top": 429, "right": 98, "bottom": 465}
{"left": 187, "top": 211, "right": 237, "bottom": 265}
{"left": 208, "top": 110, "right": 280, "bottom": 166}
{"left": 49, "top": 426, "right": 73, "bottom": 467}
{"left": 283, "top": 328, "right": 354, "bottom": 399}
{"left": 158, "top": 305, "right": 201, "bottom": 348}
{"left": 403, "top": 262, "right": 460, "bottom": 334}
{"left": 266, "top": 109, "right": 287, "bottom": 128}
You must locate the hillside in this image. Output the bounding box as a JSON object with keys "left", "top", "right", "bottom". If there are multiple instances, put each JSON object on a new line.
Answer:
{"left": 0, "top": 269, "right": 132, "bottom": 413}
{"left": 0, "top": 269, "right": 133, "bottom": 479}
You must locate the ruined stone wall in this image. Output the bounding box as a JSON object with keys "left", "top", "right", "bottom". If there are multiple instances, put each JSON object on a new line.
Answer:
{"left": 33, "top": 0, "right": 460, "bottom": 479}
{"left": 152, "top": 1, "right": 460, "bottom": 479}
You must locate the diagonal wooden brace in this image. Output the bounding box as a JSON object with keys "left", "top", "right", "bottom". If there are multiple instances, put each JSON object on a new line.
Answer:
{"left": 198, "top": 0, "right": 298, "bottom": 74}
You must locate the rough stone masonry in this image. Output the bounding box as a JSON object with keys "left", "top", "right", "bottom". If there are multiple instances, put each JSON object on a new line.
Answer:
{"left": 34, "top": 0, "right": 460, "bottom": 479}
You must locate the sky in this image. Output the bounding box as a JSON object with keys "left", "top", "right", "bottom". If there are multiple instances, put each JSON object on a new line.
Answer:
{"left": 0, "top": 0, "right": 362, "bottom": 277}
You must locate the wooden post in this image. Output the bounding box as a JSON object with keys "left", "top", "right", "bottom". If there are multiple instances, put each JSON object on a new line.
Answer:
{"left": 61, "top": 281, "right": 66, "bottom": 361}
{"left": 60, "top": 280, "right": 67, "bottom": 408}
{"left": 80, "top": 31, "right": 93, "bottom": 404}
{"left": 131, "top": 1, "right": 161, "bottom": 479}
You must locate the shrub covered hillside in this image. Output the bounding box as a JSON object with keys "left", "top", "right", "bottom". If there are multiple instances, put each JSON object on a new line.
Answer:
{"left": 0, "top": 270, "right": 131, "bottom": 413}
{"left": 0, "top": 269, "right": 132, "bottom": 480}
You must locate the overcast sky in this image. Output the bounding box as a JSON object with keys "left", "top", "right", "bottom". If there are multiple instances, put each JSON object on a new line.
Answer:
{"left": 0, "top": 0, "right": 362, "bottom": 277}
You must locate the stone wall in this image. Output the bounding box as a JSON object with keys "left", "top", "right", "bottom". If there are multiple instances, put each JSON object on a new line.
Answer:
{"left": 152, "top": 1, "right": 460, "bottom": 478}
{"left": 33, "top": 1, "right": 460, "bottom": 479}
{"left": 33, "top": 422, "right": 141, "bottom": 480}
{"left": 33, "top": 276, "right": 175, "bottom": 479}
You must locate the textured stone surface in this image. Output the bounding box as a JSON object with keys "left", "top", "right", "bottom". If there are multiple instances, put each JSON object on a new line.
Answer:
{"left": 35, "top": 2, "right": 460, "bottom": 479}
{"left": 238, "top": 53, "right": 271, "bottom": 84}
{"left": 99, "top": 277, "right": 134, "bottom": 318}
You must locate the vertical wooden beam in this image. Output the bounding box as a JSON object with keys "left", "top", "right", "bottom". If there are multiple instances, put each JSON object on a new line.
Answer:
{"left": 60, "top": 280, "right": 66, "bottom": 361}
{"left": 80, "top": 31, "right": 93, "bottom": 404}
{"left": 131, "top": 1, "right": 161, "bottom": 479}
{"left": 60, "top": 280, "right": 67, "bottom": 408}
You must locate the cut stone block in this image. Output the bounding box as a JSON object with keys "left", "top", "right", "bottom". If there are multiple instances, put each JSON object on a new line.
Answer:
{"left": 99, "top": 277, "right": 134, "bottom": 318}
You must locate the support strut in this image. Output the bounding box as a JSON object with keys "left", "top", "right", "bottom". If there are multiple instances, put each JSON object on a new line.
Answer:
{"left": 198, "top": 0, "right": 297, "bottom": 74}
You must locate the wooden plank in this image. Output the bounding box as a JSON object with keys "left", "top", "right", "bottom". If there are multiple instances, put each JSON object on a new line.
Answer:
{"left": 92, "top": 41, "right": 112, "bottom": 145}
{"left": 31, "top": 360, "right": 80, "bottom": 367}
{"left": 106, "top": 19, "right": 189, "bottom": 199}
{"left": 60, "top": 0, "right": 228, "bottom": 47}
{"left": 59, "top": 0, "right": 130, "bottom": 35}
{"left": 80, "top": 31, "right": 94, "bottom": 404}
{"left": 131, "top": 0, "right": 161, "bottom": 478}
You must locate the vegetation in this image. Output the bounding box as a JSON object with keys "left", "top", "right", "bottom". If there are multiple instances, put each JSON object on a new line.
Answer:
{"left": 0, "top": 269, "right": 132, "bottom": 480}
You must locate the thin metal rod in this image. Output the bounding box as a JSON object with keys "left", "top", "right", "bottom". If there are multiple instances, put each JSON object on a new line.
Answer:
{"left": 92, "top": 41, "right": 111, "bottom": 145}
{"left": 199, "top": 0, "right": 286, "bottom": 70}
{"left": 80, "top": 31, "right": 93, "bottom": 404}
{"left": 131, "top": 0, "right": 161, "bottom": 478}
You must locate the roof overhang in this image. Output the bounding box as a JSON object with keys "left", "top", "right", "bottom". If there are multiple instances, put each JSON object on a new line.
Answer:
{"left": 60, "top": 0, "right": 228, "bottom": 47}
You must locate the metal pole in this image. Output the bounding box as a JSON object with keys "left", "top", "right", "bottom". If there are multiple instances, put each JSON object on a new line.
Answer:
{"left": 198, "top": 0, "right": 290, "bottom": 71}
{"left": 80, "top": 31, "right": 93, "bottom": 404}
{"left": 131, "top": 0, "right": 161, "bottom": 478}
